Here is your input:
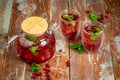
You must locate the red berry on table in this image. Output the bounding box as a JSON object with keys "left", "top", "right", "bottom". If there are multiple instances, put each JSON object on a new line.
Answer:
{"left": 105, "top": 15, "right": 109, "bottom": 18}
{"left": 36, "top": 72, "right": 42, "bottom": 76}
{"left": 45, "top": 64, "right": 51, "bottom": 68}
{"left": 86, "top": 10, "right": 90, "bottom": 14}
{"left": 32, "top": 75, "right": 37, "bottom": 79}
{"left": 44, "top": 67, "right": 50, "bottom": 72}
{"left": 66, "top": 60, "right": 70, "bottom": 67}
{"left": 45, "top": 77, "right": 50, "bottom": 80}
{"left": 40, "top": 78, "right": 43, "bottom": 80}
{"left": 100, "top": 14, "right": 105, "bottom": 20}
{"left": 106, "top": 9, "right": 110, "bottom": 14}
{"left": 98, "top": 18, "right": 104, "bottom": 23}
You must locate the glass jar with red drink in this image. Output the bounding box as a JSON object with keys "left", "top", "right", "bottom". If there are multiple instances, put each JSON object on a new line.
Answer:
{"left": 16, "top": 16, "right": 56, "bottom": 63}
{"left": 60, "top": 10, "right": 80, "bottom": 40}
{"left": 82, "top": 20, "right": 104, "bottom": 51}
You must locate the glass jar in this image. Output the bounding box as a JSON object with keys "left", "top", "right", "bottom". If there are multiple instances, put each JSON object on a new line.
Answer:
{"left": 16, "top": 17, "right": 56, "bottom": 63}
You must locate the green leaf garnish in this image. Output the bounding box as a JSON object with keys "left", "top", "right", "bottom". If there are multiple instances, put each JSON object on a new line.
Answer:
{"left": 90, "top": 35, "right": 98, "bottom": 40}
{"left": 66, "top": 21, "right": 76, "bottom": 26}
{"left": 31, "top": 63, "right": 40, "bottom": 73}
{"left": 29, "top": 46, "right": 38, "bottom": 55}
{"left": 94, "top": 27, "right": 102, "bottom": 32}
{"left": 69, "top": 44, "right": 82, "bottom": 50}
{"left": 25, "top": 35, "right": 38, "bottom": 42}
{"left": 77, "top": 47, "right": 83, "bottom": 54}
{"left": 69, "top": 44, "right": 83, "bottom": 55}
{"left": 89, "top": 13, "right": 98, "bottom": 21}
{"left": 63, "top": 14, "right": 74, "bottom": 21}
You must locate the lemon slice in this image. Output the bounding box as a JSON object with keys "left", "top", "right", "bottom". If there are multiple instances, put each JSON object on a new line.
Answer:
{"left": 21, "top": 16, "right": 48, "bottom": 35}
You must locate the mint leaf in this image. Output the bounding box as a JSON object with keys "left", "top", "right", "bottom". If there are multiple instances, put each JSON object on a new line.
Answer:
{"left": 66, "top": 21, "right": 76, "bottom": 26}
{"left": 90, "top": 35, "right": 98, "bottom": 40}
{"left": 29, "top": 46, "right": 38, "bottom": 55}
{"left": 89, "top": 13, "right": 98, "bottom": 21}
{"left": 67, "top": 15, "right": 74, "bottom": 21}
{"left": 25, "top": 35, "right": 38, "bottom": 42}
{"left": 94, "top": 27, "right": 102, "bottom": 32}
{"left": 77, "top": 47, "right": 83, "bottom": 54}
{"left": 63, "top": 14, "right": 68, "bottom": 18}
{"left": 69, "top": 44, "right": 82, "bottom": 50}
{"left": 31, "top": 63, "right": 40, "bottom": 73}
{"left": 63, "top": 14, "right": 74, "bottom": 21}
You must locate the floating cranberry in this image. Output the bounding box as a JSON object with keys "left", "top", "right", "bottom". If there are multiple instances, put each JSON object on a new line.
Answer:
{"left": 66, "top": 60, "right": 70, "bottom": 67}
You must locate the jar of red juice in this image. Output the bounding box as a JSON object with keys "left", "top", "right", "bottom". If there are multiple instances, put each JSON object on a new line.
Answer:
{"left": 17, "top": 17, "right": 56, "bottom": 63}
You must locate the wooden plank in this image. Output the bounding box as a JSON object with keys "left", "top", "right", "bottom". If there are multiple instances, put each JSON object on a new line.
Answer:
{"left": 70, "top": 0, "right": 115, "bottom": 80}
{"left": 49, "top": 0, "right": 69, "bottom": 80}
{"left": 106, "top": 0, "right": 120, "bottom": 80}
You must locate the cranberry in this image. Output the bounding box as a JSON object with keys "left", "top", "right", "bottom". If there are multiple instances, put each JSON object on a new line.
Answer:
{"left": 105, "top": 15, "right": 109, "bottom": 18}
{"left": 66, "top": 60, "right": 70, "bottom": 67}
{"left": 86, "top": 10, "right": 90, "bottom": 14}
{"left": 45, "top": 78, "right": 50, "bottom": 80}
{"left": 45, "top": 74, "right": 50, "bottom": 78}
{"left": 98, "top": 18, "right": 104, "bottom": 23}
{"left": 40, "top": 78, "right": 43, "bottom": 80}
{"left": 106, "top": 9, "right": 110, "bottom": 14}
{"left": 36, "top": 72, "right": 42, "bottom": 76}
{"left": 43, "top": 67, "right": 50, "bottom": 72}
{"left": 32, "top": 75, "right": 37, "bottom": 79}
{"left": 100, "top": 14, "right": 105, "bottom": 20}
{"left": 45, "top": 64, "right": 51, "bottom": 68}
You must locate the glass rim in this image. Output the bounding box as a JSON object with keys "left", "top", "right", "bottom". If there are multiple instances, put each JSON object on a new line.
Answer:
{"left": 83, "top": 26, "right": 103, "bottom": 36}
{"left": 60, "top": 9, "right": 80, "bottom": 22}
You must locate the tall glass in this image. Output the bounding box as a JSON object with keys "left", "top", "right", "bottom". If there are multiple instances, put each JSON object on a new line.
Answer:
{"left": 60, "top": 10, "right": 80, "bottom": 40}
{"left": 82, "top": 20, "right": 104, "bottom": 51}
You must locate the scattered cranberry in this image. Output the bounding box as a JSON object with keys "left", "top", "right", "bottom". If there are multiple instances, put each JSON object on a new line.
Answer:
{"left": 43, "top": 67, "right": 51, "bottom": 72}
{"left": 40, "top": 78, "right": 43, "bottom": 80}
{"left": 45, "top": 77, "right": 50, "bottom": 80}
{"left": 66, "top": 60, "right": 70, "bottom": 67}
{"left": 45, "top": 64, "right": 51, "bottom": 68}
{"left": 86, "top": 10, "right": 90, "bottom": 14}
{"left": 98, "top": 18, "right": 104, "bottom": 23}
{"left": 100, "top": 14, "right": 105, "bottom": 20}
{"left": 105, "top": 15, "right": 109, "bottom": 18}
{"left": 32, "top": 75, "right": 37, "bottom": 79}
{"left": 106, "top": 9, "right": 110, "bottom": 14}
{"left": 45, "top": 74, "right": 50, "bottom": 78}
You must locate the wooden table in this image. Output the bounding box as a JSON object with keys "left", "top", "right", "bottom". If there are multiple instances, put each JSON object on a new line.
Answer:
{"left": 0, "top": 0, "right": 120, "bottom": 80}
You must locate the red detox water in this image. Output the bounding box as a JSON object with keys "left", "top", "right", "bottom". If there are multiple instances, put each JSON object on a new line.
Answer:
{"left": 83, "top": 25, "right": 103, "bottom": 51}
{"left": 17, "top": 30, "right": 55, "bottom": 63}
{"left": 60, "top": 11, "right": 80, "bottom": 39}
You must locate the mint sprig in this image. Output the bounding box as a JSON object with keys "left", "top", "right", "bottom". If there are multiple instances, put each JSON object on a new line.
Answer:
{"left": 69, "top": 44, "right": 83, "bottom": 55}
{"left": 63, "top": 14, "right": 74, "bottom": 21}
{"left": 25, "top": 35, "right": 38, "bottom": 42}
{"left": 31, "top": 63, "right": 40, "bottom": 73}
{"left": 29, "top": 46, "right": 38, "bottom": 56}
{"left": 89, "top": 13, "right": 98, "bottom": 21}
